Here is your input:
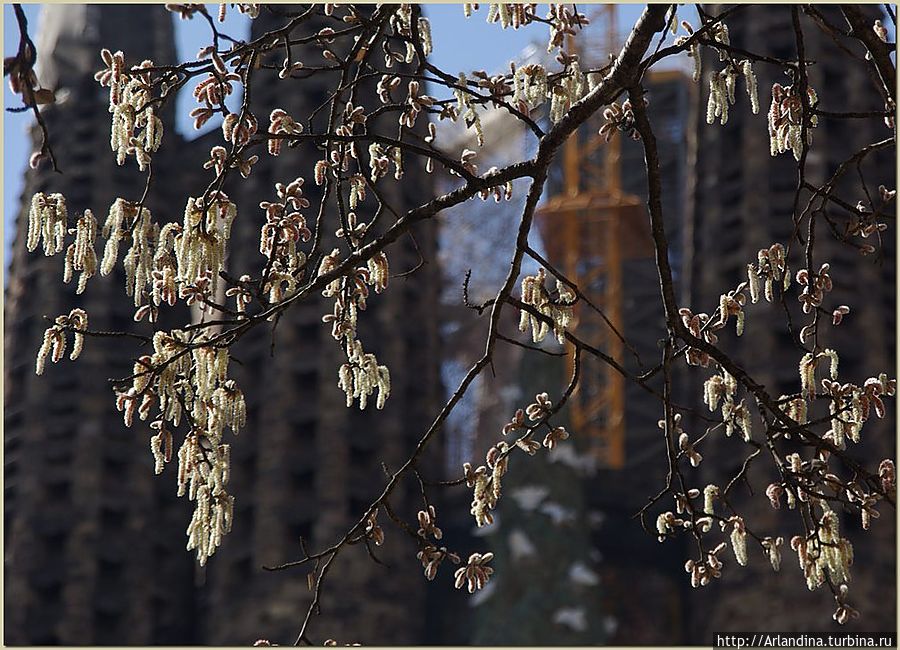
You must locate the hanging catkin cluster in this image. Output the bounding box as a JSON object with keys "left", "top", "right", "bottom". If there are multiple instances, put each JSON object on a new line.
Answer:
{"left": 485, "top": 3, "right": 536, "bottom": 30}
{"left": 464, "top": 444, "right": 505, "bottom": 528}
{"left": 63, "top": 210, "right": 98, "bottom": 294}
{"left": 466, "top": 392, "right": 571, "bottom": 530}
{"left": 706, "top": 59, "right": 759, "bottom": 126}
{"left": 187, "top": 346, "right": 247, "bottom": 437}
{"left": 79, "top": 168, "right": 251, "bottom": 568}
{"left": 347, "top": 174, "right": 367, "bottom": 211}
{"left": 777, "top": 394, "right": 808, "bottom": 427}
{"left": 446, "top": 5, "right": 593, "bottom": 142}
{"left": 678, "top": 306, "right": 723, "bottom": 367}
{"left": 133, "top": 329, "right": 245, "bottom": 566}
{"left": 418, "top": 543, "right": 460, "bottom": 582}
{"left": 337, "top": 337, "right": 392, "bottom": 410}
{"left": 761, "top": 536, "right": 785, "bottom": 572}
{"left": 717, "top": 289, "right": 746, "bottom": 336}
{"left": 549, "top": 58, "right": 586, "bottom": 124}
{"left": 822, "top": 375, "right": 864, "bottom": 450}
{"left": 27, "top": 192, "right": 68, "bottom": 256}
{"left": 510, "top": 63, "right": 548, "bottom": 113}
{"left": 151, "top": 331, "right": 191, "bottom": 426}
{"left": 768, "top": 82, "right": 818, "bottom": 160}
{"left": 746, "top": 243, "right": 789, "bottom": 303}
{"left": 666, "top": 413, "right": 702, "bottom": 466}
{"left": 417, "top": 15, "right": 433, "bottom": 57}
{"left": 764, "top": 446, "right": 893, "bottom": 623}
{"left": 95, "top": 51, "right": 163, "bottom": 169}
{"left": 682, "top": 245, "right": 791, "bottom": 362}
{"left": 148, "top": 224, "right": 180, "bottom": 314}
{"left": 808, "top": 359, "right": 895, "bottom": 450}
{"left": 791, "top": 502, "right": 854, "bottom": 591}
{"left": 545, "top": 4, "right": 589, "bottom": 52}
{"left": 174, "top": 193, "right": 237, "bottom": 293}
{"left": 318, "top": 247, "right": 392, "bottom": 410}
{"left": 711, "top": 20, "right": 730, "bottom": 59}
{"left": 795, "top": 263, "right": 832, "bottom": 315}
{"left": 123, "top": 207, "right": 156, "bottom": 306}
{"left": 387, "top": 5, "right": 431, "bottom": 66}
{"left": 100, "top": 199, "right": 134, "bottom": 274}
{"left": 674, "top": 21, "right": 702, "bottom": 82}
{"left": 672, "top": 17, "right": 758, "bottom": 125}
{"left": 720, "top": 516, "right": 748, "bottom": 566}
{"left": 178, "top": 429, "right": 236, "bottom": 566}
{"left": 703, "top": 369, "right": 752, "bottom": 441}
{"left": 452, "top": 73, "right": 485, "bottom": 147}
{"left": 454, "top": 552, "right": 495, "bottom": 593}
{"left": 599, "top": 99, "right": 642, "bottom": 142}
{"left": 436, "top": 45, "right": 585, "bottom": 148}
{"left": 518, "top": 268, "right": 576, "bottom": 344}
{"left": 399, "top": 80, "right": 435, "bottom": 129}
{"left": 657, "top": 508, "right": 712, "bottom": 541}
{"left": 99, "top": 199, "right": 160, "bottom": 309}
{"left": 189, "top": 50, "right": 242, "bottom": 131}
{"left": 363, "top": 142, "right": 400, "bottom": 182}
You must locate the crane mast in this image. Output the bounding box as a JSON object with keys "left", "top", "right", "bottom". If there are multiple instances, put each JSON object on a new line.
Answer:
{"left": 536, "top": 5, "right": 652, "bottom": 469}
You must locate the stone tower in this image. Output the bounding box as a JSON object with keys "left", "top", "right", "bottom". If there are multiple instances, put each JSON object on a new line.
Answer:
{"left": 4, "top": 6, "right": 198, "bottom": 645}
{"left": 5, "top": 5, "right": 441, "bottom": 645}
{"left": 684, "top": 5, "right": 895, "bottom": 641}
{"left": 196, "top": 8, "right": 443, "bottom": 645}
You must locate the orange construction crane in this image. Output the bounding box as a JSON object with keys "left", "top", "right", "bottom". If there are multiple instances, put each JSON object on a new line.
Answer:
{"left": 536, "top": 5, "right": 653, "bottom": 469}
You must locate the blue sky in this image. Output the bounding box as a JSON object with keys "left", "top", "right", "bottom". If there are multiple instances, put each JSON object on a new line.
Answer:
{"left": 3, "top": 4, "right": 646, "bottom": 269}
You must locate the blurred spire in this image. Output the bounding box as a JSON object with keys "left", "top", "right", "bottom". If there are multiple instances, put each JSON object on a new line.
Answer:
{"left": 35, "top": 5, "right": 176, "bottom": 91}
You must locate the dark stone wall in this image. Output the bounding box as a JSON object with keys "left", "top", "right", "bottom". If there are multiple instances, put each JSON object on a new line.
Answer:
{"left": 5, "top": 5, "right": 441, "bottom": 645}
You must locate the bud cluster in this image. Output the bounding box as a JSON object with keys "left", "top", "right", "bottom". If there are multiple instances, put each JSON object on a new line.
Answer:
{"left": 795, "top": 263, "right": 833, "bottom": 316}
{"left": 684, "top": 542, "right": 727, "bottom": 587}
{"left": 464, "top": 439, "right": 510, "bottom": 528}
{"left": 35, "top": 308, "right": 88, "bottom": 375}
{"left": 259, "top": 178, "right": 312, "bottom": 283}
{"left": 454, "top": 552, "right": 494, "bottom": 593}
{"left": 267, "top": 109, "right": 303, "bottom": 156}
{"left": 418, "top": 544, "right": 461, "bottom": 582}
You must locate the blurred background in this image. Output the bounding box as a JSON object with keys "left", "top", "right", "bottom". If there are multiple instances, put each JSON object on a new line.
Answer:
{"left": 4, "top": 4, "right": 896, "bottom": 645}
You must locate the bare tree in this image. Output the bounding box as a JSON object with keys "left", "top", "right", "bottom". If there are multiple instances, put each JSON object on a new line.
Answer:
{"left": 7, "top": 3, "right": 896, "bottom": 644}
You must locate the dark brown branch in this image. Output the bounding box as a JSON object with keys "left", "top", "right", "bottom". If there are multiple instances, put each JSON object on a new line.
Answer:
{"left": 9, "top": 4, "right": 60, "bottom": 172}
{"left": 841, "top": 4, "right": 896, "bottom": 101}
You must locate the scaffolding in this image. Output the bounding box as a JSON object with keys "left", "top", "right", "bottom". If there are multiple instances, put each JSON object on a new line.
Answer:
{"left": 536, "top": 5, "right": 653, "bottom": 469}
